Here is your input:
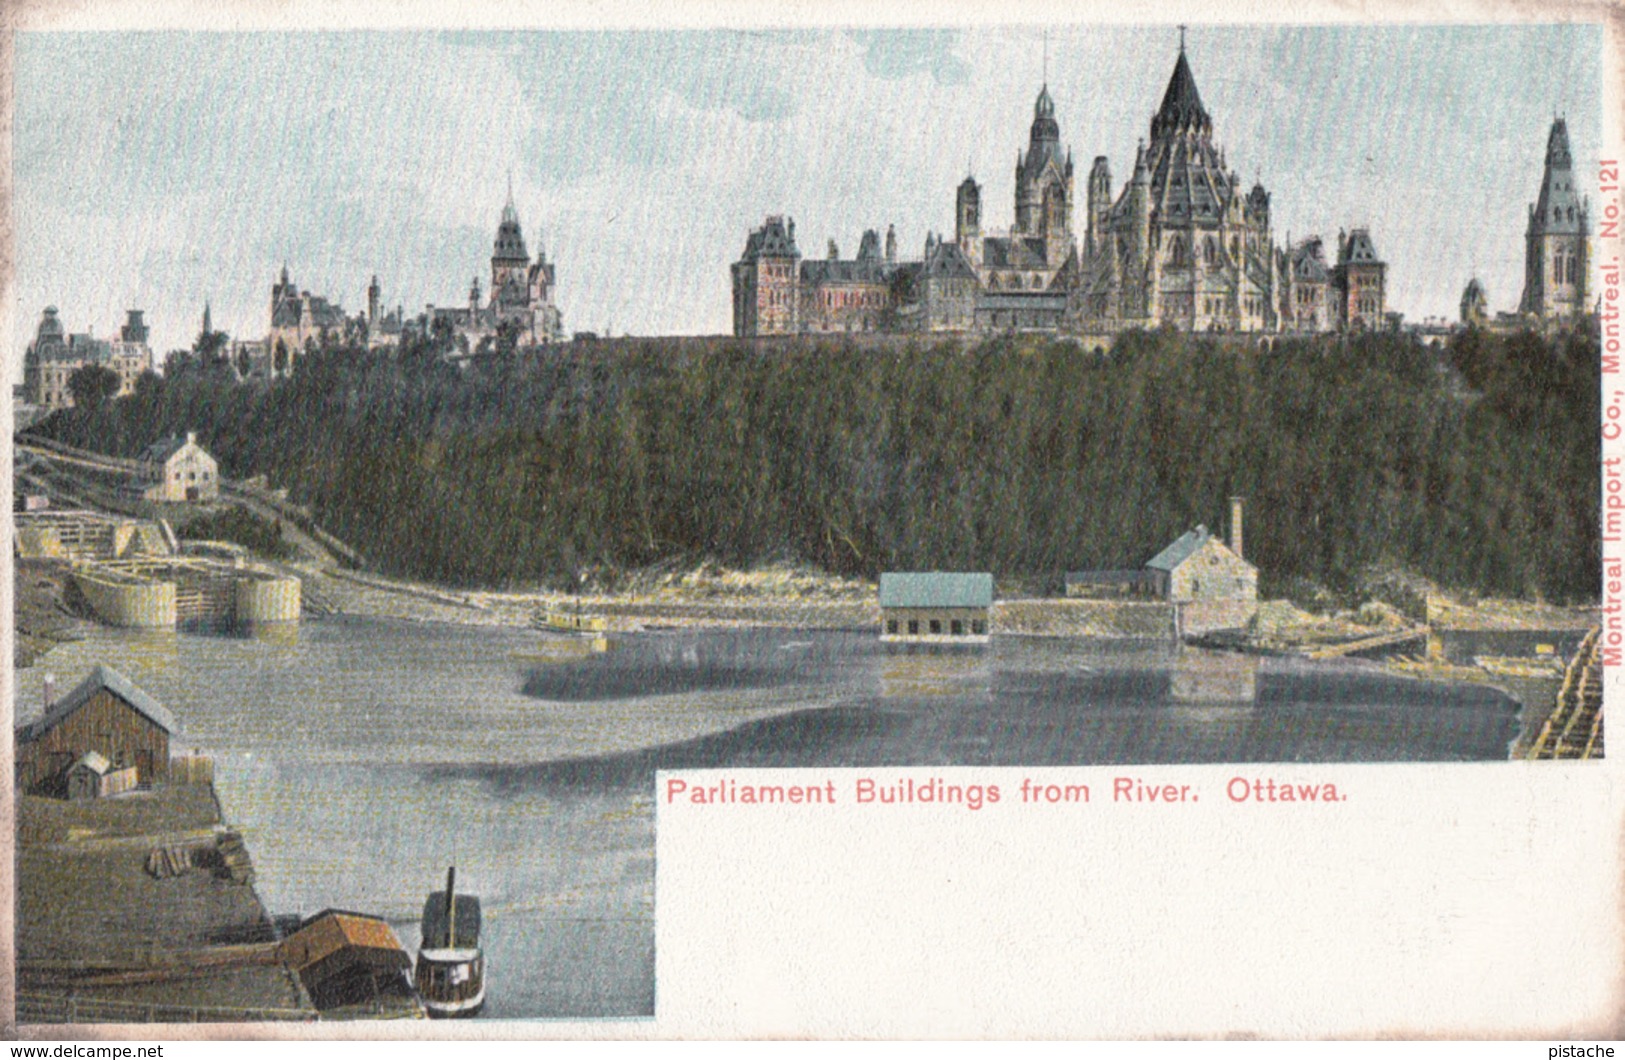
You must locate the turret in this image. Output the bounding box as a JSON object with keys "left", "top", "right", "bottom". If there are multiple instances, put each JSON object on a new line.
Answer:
{"left": 885, "top": 224, "right": 897, "bottom": 264}
{"left": 1086, "top": 156, "right": 1112, "bottom": 258}
{"left": 956, "top": 175, "right": 983, "bottom": 270}
{"left": 1016, "top": 84, "right": 1071, "bottom": 239}
{"left": 367, "top": 275, "right": 381, "bottom": 325}
{"left": 857, "top": 229, "right": 882, "bottom": 261}
{"left": 1519, "top": 117, "right": 1590, "bottom": 320}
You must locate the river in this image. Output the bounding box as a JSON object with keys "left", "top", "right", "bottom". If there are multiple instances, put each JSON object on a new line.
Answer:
{"left": 12, "top": 616, "right": 1527, "bottom": 1018}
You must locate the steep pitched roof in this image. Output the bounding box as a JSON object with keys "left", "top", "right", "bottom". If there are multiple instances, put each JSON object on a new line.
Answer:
{"left": 739, "top": 216, "right": 800, "bottom": 262}
{"left": 1338, "top": 228, "right": 1382, "bottom": 266}
{"left": 140, "top": 434, "right": 192, "bottom": 463}
{"left": 1530, "top": 118, "right": 1585, "bottom": 236}
{"left": 879, "top": 572, "right": 994, "bottom": 609}
{"left": 1151, "top": 49, "right": 1212, "bottom": 140}
{"left": 1145, "top": 526, "right": 1213, "bottom": 572}
{"left": 921, "top": 240, "right": 978, "bottom": 281}
{"left": 17, "top": 664, "right": 178, "bottom": 743}
{"left": 800, "top": 258, "right": 891, "bottom": 285}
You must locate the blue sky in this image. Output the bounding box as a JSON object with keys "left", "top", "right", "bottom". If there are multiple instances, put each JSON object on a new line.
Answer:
{"left": 8, "top": 22, "right": 1607, "bottom": 365}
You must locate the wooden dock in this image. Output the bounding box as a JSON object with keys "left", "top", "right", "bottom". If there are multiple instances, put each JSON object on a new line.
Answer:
{"left": 1526, "top": 627, "right": 1603, "bottom": 760}
{"left": 1301, "top": 627, "right": 1428, "bottom": 660}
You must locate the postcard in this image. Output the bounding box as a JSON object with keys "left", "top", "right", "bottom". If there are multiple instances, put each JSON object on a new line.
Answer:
{"left": 5, "top": 0, "right": 1621, "bottom": 1041}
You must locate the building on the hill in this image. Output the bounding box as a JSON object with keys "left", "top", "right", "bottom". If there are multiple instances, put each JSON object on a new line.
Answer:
{"left": 135, "top": 431, "right": 220, "bottom": 503}
{"left": 733, "top": 39, "right": 1384, "bottom": 340}
{"left": 1439, "top": 119, "right": 1592, "bottom": 336}
{"left": 1331, "top": 228, "right": 1388, "bottom": 331}
{"left": 1519, "top": 117, "right": 1590, "bottom": 325}
{"left": 878, "top": 572, "right": 995, "bottom": 644}
{"left": 1460, "top": 278, "right": 1490, "bottom": 327}
{"left": 268, "top": 267, "right": 352, "bottom": 371}
{"left": 731, "top": 215, "right": 803, "bottom": 335}
{"left": 1077, "top": 45, "right": 1278, "bottom": 334}
{"left": 1278, "top": 237, "right": 1332, "bottom": 332}
{"left": 363, "top": 275, "right": 408, "bottom": 350}
{"left": 15, "top": 665, "right": 178, "bottom": 796}
{"left": 22, "top": 307, "right": 154, "bottom": 412}
{"left": 425, "top": 192, "right": 566, "bottom": 352}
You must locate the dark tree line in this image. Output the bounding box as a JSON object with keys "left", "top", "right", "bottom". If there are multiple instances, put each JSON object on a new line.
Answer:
{"left": 31, "top": 327, "right": 1600, "bottom": 602}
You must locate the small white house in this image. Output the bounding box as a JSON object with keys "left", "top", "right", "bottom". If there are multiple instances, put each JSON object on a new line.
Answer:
{"left": 137, "top": 431, "right": 219, "bottom": 503}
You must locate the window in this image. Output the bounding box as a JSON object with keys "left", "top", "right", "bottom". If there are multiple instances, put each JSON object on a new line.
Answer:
{"left": 951, "top": 620, "right": 964, "bottom": 636}
{"left": 929, "top": 619, "right": 942, "bottom": 634}
{"left": 887, "top": 620, "right": 898, "bottom": 634}
{"left": 908, "top": 620, "right": 919, "bottom": 635}
{"left": 972, "top": 619, "right": 987, "bottom": 635}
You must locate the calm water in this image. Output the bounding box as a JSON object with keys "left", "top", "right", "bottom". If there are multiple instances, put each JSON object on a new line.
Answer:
{"left": 14, "top": 617, "right": 1525, "bottom": 1018}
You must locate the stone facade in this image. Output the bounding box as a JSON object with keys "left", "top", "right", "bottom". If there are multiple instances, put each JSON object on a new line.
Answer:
{"left": 23, "top": 308, "right": 153, "bottom": 411}
{"left": 136, "top": 431, "right": 220, "bottom": 503}
{"left": 1518, "top": 118, "right": 1590, "bottom": 324}
{"left": 268, "top": 267, "right": 352, "bottom": 372}
{"left": 425, "top": 193, "right": 565, "bottom": 352}
{"left": 732, "top": 42, "right": 1386, "bottom": 340}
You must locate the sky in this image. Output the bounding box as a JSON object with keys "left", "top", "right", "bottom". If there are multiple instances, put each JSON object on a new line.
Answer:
{"left": 7, "top": 20, "right": 1609, "bottom": 368}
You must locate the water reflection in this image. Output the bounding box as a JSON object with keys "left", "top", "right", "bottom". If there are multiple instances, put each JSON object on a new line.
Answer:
{"left": 14, "top": 619, "right": 1527, "bottom": 1020}
{"left": 1169, "top": 647, "right": 1258, "bottom": 704}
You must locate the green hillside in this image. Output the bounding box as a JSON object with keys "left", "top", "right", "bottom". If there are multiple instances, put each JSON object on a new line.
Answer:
{"left": 33, "top": 327, "right": 1599, "bottom": 602}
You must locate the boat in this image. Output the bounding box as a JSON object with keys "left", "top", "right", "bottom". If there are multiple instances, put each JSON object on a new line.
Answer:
{"left": 414, "top": 866, "right": 485, "bottom": 1018}
{"left": 534, "top": 608, "right": 608, "bottom": 634}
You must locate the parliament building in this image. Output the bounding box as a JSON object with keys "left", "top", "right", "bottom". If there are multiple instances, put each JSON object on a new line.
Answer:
{"left": 733, "top": 41, "right": 1389, "bottom": 340}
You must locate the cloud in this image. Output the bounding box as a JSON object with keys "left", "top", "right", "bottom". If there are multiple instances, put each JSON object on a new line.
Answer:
{"left": 847, "top": 29, "right": 972, "bottom": 85}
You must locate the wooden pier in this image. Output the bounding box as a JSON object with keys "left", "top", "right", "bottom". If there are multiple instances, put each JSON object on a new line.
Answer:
{"left": 1301, "top": 627, "right": 1428, "bottom": 660}
{"left": 1526, "top": 627, "right": 1603, "bottom": 760}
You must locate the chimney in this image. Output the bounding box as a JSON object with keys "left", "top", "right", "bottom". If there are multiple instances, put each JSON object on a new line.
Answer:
{"left": 1229, "top": 496, "right": 1245, "bottom": 560}
{"left": 186, "top": 430, "right": 196, "bottom": 445}
{"left": 446, "top": 865, "right": 458, "bottom": 948}
{"left": 43, "top": 673, "right": 56, "bottom": 711}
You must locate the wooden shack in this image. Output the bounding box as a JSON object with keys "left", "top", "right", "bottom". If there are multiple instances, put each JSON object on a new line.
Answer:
{"left": 15, "top": 665, "right": 177, "bottom": 797}
{"left": 879, "top": 572, "right": 994, "bottom": 644}
{"left": 279, "top": 910, "right": 417, "bottom": 1015}
{"left": 65, "top": 751, "right": 140, "bottom": 801}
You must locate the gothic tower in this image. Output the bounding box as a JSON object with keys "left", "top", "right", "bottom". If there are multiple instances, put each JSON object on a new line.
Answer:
{"left": 956, "top": 175, "right": 982, "bottom": 269}
{"left": 1519, "top": 118, "right": 1589, "bottom": 322}
{"left": 491, "top": 188, "right": 530, "bottom": 308}
{"left": 368, "top": 275, "right": 381, "bottom": 326}
{"left": 1013, "top": 85, "right": 1075, "bottom": 266}
{"left": 1086, "top": 156, "right": 1112, "bottom": 259}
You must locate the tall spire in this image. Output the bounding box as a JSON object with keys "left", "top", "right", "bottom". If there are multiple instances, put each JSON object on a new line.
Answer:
{"left": 1151, "top": 33, "right": 1211, "bottom": 140}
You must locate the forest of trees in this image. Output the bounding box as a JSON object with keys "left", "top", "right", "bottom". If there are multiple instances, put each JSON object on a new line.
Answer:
{"left": 30, "top": 326, "right": 1600, "bottom": 603}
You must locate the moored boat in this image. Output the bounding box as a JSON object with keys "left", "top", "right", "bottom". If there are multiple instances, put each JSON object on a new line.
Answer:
{"left": 414, "top": 866, "right": 485, "bottom": 1018}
